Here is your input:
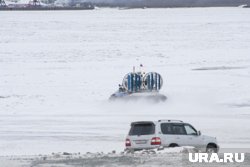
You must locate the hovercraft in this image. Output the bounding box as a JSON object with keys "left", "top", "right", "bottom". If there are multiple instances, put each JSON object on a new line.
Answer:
{"left": 109, "top": 67, "right": 167, "bottom": 102}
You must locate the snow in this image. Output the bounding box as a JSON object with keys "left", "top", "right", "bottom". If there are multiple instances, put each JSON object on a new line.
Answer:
{"left": 1, "top": 149, "right": 250, "bottom": 167}
{"left": 0, "top": 7, "right": 250, "bottom": 161}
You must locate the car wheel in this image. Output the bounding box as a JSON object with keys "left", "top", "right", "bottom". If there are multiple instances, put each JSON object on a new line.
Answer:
{"left": 206, "top": 144, "right": 217, "bottom": 153}
{"left": 169, "top": 143, "right": 179, "bottom": 147}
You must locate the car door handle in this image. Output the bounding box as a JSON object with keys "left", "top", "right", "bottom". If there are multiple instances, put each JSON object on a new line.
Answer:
{"left": 176, "top": 137, "right": 180, "bottom": 139}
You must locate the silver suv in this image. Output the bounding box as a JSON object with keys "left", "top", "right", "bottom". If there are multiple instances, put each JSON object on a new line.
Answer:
{"left": 125, "top": 120, "right": 219, "bottom": 153}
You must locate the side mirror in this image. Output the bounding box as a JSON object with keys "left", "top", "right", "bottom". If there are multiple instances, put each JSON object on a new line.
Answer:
{"left": 197, "top": 131, "right": 201, "bottom": 136}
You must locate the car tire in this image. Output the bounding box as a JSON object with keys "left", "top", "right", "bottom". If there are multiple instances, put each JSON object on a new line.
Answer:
{"left": 206, "top": 144, "right": 218, "bottom": 153}
{"left": 169, "top": 143, "right": 179, "bottom": 147}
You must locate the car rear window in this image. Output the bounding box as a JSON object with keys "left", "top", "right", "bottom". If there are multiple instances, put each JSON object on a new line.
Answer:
{"left": 129, "top": 123, "right": 155, "bottom": 136}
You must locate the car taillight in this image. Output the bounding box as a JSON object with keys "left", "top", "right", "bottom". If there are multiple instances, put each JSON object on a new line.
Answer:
{"left": 151, "top": 137, "right": 161, "bottom": 145}
{"left": 125, "top": 138, "right": 131, "bottom": 147}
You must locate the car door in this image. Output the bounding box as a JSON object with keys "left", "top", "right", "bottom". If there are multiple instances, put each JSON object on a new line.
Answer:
{"left": 184, "top": 124, "right": 203, "bottom": 148}
{"left": 160, "top": 123, "right": 175, "bottom": 146}
{"left": 171, "top": 123, "right": 190, "bottom": 146}
{"left": 160, "top": 123, "right": 189, "bottom": 147}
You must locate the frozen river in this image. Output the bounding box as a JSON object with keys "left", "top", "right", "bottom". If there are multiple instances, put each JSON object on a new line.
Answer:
{"left": 0, "top": 8, "right": 250, "bottom": 158}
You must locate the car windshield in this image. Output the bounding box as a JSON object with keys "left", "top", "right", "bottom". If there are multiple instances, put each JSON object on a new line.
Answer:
{"left": 129, "top": 123, "right": 155, "bottom": 136}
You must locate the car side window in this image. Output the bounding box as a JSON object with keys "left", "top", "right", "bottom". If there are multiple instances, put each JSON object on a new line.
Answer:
{"left": 184, "top": 124, "right": 197, "bottom": 135}
{"left": 172, "top": 124, "right": 186, "bottom": 135}
{"left": 161, "top": 123, "right": 172, "bottom": 134}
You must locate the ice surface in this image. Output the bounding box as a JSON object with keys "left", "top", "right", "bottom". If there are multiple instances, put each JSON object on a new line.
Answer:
{"left": 1, "top": 149, "right": 250, "bottom": 167}
{"left": 0, "top": 8, "right": 250, "bottom": 160}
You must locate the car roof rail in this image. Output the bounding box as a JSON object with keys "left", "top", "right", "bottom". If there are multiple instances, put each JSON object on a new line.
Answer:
{"left": 131, "top": 121, "right": 155, "bottom": 125}
{"left": 158, "top": 120, "right": 183, "bottom": 123}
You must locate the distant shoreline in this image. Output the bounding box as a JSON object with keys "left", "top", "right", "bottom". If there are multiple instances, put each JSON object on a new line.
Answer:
{"left": 0, "top": 5, "right": 249, "bottom": 11}
{"left": 0, "top": 6, "right": 95, "bottom": 11}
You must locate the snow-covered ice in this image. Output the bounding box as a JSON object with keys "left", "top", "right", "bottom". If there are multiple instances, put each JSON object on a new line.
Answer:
{"left": 1, "top": 149, "right": 250, "bottom": 167}
{"left": 0, "top": 8, "right": 250, "bottom": 166}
